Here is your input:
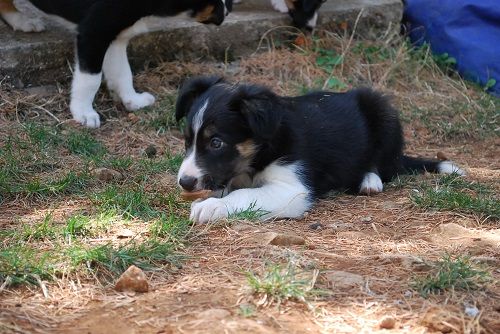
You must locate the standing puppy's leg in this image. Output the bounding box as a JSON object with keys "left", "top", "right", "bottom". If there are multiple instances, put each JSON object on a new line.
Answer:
{"left": 70, "top": 64, "right": 102, "bottom": 128}
{"left": 0, "top": 0, "right": 45, "bottom": 32}
{"left": 103, "top": 39, "right": 155, "bottom": 111}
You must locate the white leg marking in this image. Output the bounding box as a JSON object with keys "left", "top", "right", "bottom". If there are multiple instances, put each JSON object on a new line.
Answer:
{"left": 69, "top": 67, "right": 102, "bottom": 128}
{"left": 271, "top": 0, "right": 289, "bottom": 13}
{"left": 190, "top": 162, "right": 312, "bottom": 223}
{"left": 438, "top": 161, "right": 466, "bottom": 176}
{"left": 306, "top": 12, "right": 319, "bottom": 29}
{"left": 1, "top": 11, "right": 45, "bottom": 32}
{"left": 103, "top": 40, "right": 155, "bottom": 111}
{"left": 359, "top": 172, "right": 383, "bottom": 195}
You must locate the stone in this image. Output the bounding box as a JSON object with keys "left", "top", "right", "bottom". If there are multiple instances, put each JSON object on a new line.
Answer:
{"left": 94, "top": 167, "right": 122, "bottom": 182}
{"left": 308, "top": 222, "right": 324, "bottom": 230}
{"left": 116, "top": 228, "right": 135, "bottom": 239}
{"left": 324, "top": 270, "right": 364, "bottom": 289}
{"left": 196, "top": 308, "right": 231, "bottom": 320}
{"left": 379, "top": 316, "right": 396, "bottom": 329}
{"left": 268, "top": 233, "right": 306, "bottom": 246}
{"left": 144, "top": 144, "right": 157, "bottom": 158}
{"left": 115, "top": 265, "right": 149, "bottom": 293}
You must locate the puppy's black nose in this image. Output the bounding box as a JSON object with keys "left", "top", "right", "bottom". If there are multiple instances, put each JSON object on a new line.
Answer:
{"left": 179, "top": 176, "right": 197, "bottom": 192}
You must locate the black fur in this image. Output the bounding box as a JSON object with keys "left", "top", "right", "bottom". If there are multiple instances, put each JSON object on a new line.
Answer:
{"left": 288, "top": 0, "right": 325, "bottom": 29}
{"left": 176, "top": 76, "right": 447, "bottom": 198}
{"left": 28, "top": 0, "right": 232, "bottom": 73}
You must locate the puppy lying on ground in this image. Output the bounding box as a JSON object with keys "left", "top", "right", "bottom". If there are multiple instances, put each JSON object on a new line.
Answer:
{"left": 175, "top": 76, "right": 465, "bottom": 223}
{"left": 0, "top": 0, "right": 233, "bottom": 128}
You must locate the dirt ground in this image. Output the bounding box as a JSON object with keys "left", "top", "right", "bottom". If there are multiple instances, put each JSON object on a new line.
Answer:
{"left": 1, "top": 32, "right": 499, "bottom": 334}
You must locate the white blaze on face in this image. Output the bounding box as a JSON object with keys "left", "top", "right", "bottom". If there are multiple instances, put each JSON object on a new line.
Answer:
{"left": 177, "top": 99, "right": 210, "bottom": 187}
{"left": 222, "top": 0, "right": 229, "bottom": 15}
{"left": 306, "top": 12, "right": 318, "bottom": 29}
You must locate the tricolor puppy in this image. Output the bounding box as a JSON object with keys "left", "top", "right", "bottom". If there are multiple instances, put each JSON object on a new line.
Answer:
{"left": 0, "top": 0, "right": 233, "bottom": 128}
{"left": 175, "top": 76, "right": 465, "bottom": 224}
{"left": 235, "top": 0, "right": 325, "bottom": 29}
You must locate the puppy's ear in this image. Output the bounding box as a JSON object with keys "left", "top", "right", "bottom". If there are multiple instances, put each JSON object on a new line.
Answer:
{"left": 232, "top": 85, "right": 281, "bottom": 141}
{"left": 175, "top": 76, "right": 224, "bottom": 122}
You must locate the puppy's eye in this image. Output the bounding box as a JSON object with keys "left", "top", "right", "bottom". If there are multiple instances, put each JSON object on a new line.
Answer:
{"left": 209, "top": 137, "right": 224, "bottom": 150}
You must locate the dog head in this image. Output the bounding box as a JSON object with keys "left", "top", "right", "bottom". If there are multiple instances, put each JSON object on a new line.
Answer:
{"left": 192, "top": 0, "right": 233, "bottom": 26}
{"left": 175, "top": 76, "right": 280, "bottom": 192}
{"left": 285, "top": 0, "right": 325, "bottom": 30}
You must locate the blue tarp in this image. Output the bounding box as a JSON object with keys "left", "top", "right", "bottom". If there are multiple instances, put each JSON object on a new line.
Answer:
{"left": 403, "top": 0, "right": 500, "bottom": 95}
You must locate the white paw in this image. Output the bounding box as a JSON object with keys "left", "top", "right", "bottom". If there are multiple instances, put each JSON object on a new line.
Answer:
{"left": 438, "top": 161, "right": 466, "bottom": 176}
{"left": 71, "top": 105, "right": 101, "bottom": 128}
{"left": 271, "top": 0, "right": 289, "bottom": 13}
{"left": 190, "top": 198, "right": 229, "bottom": 224}
{"left": 3, "top": 12, "right": 45, "bottom": 32}
{"left": 359, "top": 172, "right": 383, "bottom": 195}
{"left": 122, "top": 92, "right": 155, "bottom": 111}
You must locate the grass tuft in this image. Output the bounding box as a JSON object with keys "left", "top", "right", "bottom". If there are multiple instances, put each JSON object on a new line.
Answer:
{"left": 246, "top": 261, "right": 320, "bottom": 306}
{"left": 411, "top": 174, "right": 499, "bottom": 219}
{"left": 412, "top": 254, "right": 491, "bottom": 297}
{"left": 229, "top": 202, "right": 268, "bottom": 221}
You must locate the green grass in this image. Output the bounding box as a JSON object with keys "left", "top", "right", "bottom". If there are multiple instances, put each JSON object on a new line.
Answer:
{"left": 145, "top": 95, "right": 178, "bottom": 133}
{"left": 246, "top": 261, "right": 321, "bottom": 305}
{"left": 228, "top": 202, "right": 268, "bottom": 221}
{"left": 93, "top": 185, "right": 159, "bottom": 219}
{"left": 138, "top": 153, "right": 183, "bottom": 175}
{"left": 65, "top": 131, "right": 107, "bottom": 159}
{"left": 412, "top": 254, "right": 491, "bottom": 297}
{"left": 149, "top": 214, "right": 191, "bottom": 240}
{"left": 67, "top": 240, "right": 184, "bottom": 277}
{"left": 0, "top": 246, "right": 56, "bottom": 286}
{"left": 411, "top": 174, "right": 499, "bottom": 219}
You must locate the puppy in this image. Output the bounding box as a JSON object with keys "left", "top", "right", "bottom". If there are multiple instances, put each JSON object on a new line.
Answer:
{"left": 175, "top": 76, "right": 465, "bottom": 223}
{"left": 234, "top": 0, "right": 325, "bottom": 29}
{"left": 0, "top": 0, "right": 233, "bottom": 128}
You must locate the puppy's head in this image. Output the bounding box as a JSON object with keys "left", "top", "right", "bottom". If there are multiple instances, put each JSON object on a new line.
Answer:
{"left": 192, "top": 0, "right": 233, "bottom": 26}
{"left": 175, "top": 76, "right": 280, "bottom": 192}
{"left": 286, "top": 0, "right": 325, "bottom": 30}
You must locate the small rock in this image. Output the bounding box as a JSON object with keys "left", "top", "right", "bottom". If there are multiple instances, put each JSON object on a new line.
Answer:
{"left": 324, "top": 270, "right": 364, "bottom": 289}
{"left": 115, "top": 265, "right": 149, "bottom": 293}
{"left": 94, "top": 167, "right": 122, "bottom": 182}
{"left": 196, "top": 308, "right": 230, "bottom": 320}
{"left": 127, "top": 113, "right": 139, "bottom": 123}
{"left": 117, "top": 228, "right": 134, "bottom": 239}
{"left": 309, "top": 222, "right": 324, "bottom": 230}
{"left": 436, "top": 151, "right": 449, "bottom": 161}
{"left": 360, "top": 216, "right": 372, "bottom": 223}
{"left": 145, "top": 145, "right": 157, "bottom": 159}
{"left": 379, "top": 316, "right": 396, "bottom": 329}
{"left": 269, "top": 233, "right": 306, "bottom": 246}
{"left": 464, "top": 305, "right": 480, "bottom": 317}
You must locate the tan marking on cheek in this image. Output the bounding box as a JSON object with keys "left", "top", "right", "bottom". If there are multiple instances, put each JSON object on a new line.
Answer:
{"left": 195, "top": 5, "right": 215, "bottom": 22}
{"left": 285, "top": 0, "right": 296, "bottom": 10}
{"left": 0, "top": 0, "right": 18, "bottom": 13}
{"left": 236, "top": 140, "right": 257, "bottom": 158}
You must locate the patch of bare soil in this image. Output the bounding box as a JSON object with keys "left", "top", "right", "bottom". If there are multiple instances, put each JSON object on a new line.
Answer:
{"left": 1, "top": 32, "right": 499, "bottom": 334}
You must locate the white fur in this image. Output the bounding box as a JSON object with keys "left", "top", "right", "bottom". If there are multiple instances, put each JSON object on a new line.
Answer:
{"left": 103, "top": 40, "right": 155, "bottom": 111}
{"left": 438, "top": 161, "right": 466, "bottom": 176}
{"left": 190, "top": 162, "right": 312, "bottom": 223}
{"left": 271, "top": 0, "right": 289, "bottom": 13}
{"left": 306, "top": 12, "right": 318, "bottom": 28}
{"left": 1, "top": 11, "right": 45, "bottom": 32}
{"left": 177, "top": 99, "right": 210, "bottom": 187}
{"left": 177, "top": 150, "right": 204, "bottom": 187}
{"left": 193, "top": 99, "right": 209, "bottom": 133}
{"left": 359, "top": 172, "right": 383, "bottom": 195}
{"left": 69, "top": 67, "right": 102, "bottom": 128}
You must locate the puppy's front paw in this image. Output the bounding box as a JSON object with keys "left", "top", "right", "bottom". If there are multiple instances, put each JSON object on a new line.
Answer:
{"left": 123, "top": 92, "right": 155, "bottom": 111}
{"left": 70, "top": 104, "right": 101, "bottom": 128}
{"left": 190, "top": 198, "right": 229, "bottom": 224}
{"left": 3, "top": 12, "right": 45, "bottom": 32}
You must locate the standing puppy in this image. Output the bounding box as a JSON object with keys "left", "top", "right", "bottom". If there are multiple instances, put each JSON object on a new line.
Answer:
{"left": 175, "top": 76, "right": 465, "bottom": 223}
{"left": 0, "top": 0, "right": 233, "bottom": 128}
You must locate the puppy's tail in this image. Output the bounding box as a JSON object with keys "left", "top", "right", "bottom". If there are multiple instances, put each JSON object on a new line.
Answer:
{"left": 400, "top": 155, "right": 466, "bottom": 176}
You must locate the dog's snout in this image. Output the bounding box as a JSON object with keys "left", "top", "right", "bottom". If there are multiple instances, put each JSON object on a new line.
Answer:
{"left": 179, "top": 176, "right": 198, "bottom": 192}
